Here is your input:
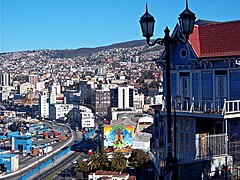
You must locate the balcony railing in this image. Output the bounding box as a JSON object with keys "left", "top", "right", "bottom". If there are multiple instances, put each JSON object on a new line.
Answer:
{"left": 162, "top": 97, "right": 240, "bottom": 115}
{"left": 151, "top": 133, "right": 228, "bottom": 176}
{"left": 222, "top": 100, "right": 240, "bottom": 115}
{"left": 195, "top": 133, "right": 228, "bottom": 160}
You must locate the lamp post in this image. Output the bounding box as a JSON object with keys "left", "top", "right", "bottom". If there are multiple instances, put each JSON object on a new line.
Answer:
{"left": 140, "top": 1, "right": 196, "bottom": 179}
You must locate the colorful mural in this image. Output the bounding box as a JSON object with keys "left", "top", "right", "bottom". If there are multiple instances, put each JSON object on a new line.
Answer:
{"left": 103, "top": 125, "right": 134, "bottom": 153}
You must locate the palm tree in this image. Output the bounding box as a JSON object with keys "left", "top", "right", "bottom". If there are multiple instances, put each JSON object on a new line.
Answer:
{"left": 75, "top": 161, "right": 89, "bottom": 173}
{"left": 98, "top": 152, "right": 111, "bottom": 170}
{"left": 129, "top": 149, "right": 150, "bottom": 168}
{"left": 111, "top": 152, "right": 127, "bottom": 171}
{"left": 88, "top": 152, "right": 111, "bottom": 171}
{"left": 89, "top": 154, "right": 102, "bottom": 171}
{"left": 75, "top": 161, "right": 89, "bottom": 179}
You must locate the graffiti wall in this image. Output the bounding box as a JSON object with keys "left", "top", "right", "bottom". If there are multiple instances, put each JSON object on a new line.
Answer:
{"left": 103, "top": 125, "right": 134, "bottom": 153}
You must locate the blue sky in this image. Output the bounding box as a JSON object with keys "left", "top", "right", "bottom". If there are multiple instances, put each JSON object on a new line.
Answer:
{"left": 1, "top": 0, "right": 240, "bottom": 53}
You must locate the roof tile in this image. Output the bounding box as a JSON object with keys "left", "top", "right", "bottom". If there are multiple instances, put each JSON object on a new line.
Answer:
{"left": 189, "top": 20, "right": 240, "bottom": 58}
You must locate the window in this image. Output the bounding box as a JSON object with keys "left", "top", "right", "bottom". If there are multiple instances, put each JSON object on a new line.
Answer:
{"left": 215, "top": 76, "right": 227, "bottom": 99}
{"left": 179, "top": 78, "right": 190, "bottom": 98}
{"left": 215, "top": 70, "right": 227, "bottom": 75}
{"left": 180, "top": 48, "right": 187, "bottom": 58}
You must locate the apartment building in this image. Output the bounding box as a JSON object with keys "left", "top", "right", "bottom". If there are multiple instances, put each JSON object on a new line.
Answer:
{"left": 91, "top": 87, "right": 110, "bottom": 115}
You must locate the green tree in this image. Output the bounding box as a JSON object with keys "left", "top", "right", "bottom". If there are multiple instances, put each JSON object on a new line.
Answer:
{"left": 75, "top": 161, "right": 89, "bottom": 179}
{"left": 98, "top": 152, "right": 110, "bottom": 170}
{"left": 128, "top": 149, "right": 150, "bottom": 168}
{"left": 110, "top": 152, "right": 127, "bottom": 171}
{"left": 89, "top": 152, "right": 110, "bottom": 171}
{"left": 75, "top": 161, "right": 89, "bottom": 173}
{"left": 88, "top": 154, "right": 101, "bottom": 171}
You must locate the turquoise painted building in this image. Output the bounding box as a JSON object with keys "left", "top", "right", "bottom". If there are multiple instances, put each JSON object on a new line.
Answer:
{"left": 10, "top": 134, "right": 32, "bottom": 152}
{"left": 0, "top": 154, "right": 19, "bottom": 173}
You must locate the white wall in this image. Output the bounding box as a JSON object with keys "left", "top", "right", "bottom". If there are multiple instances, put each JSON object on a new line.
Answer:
{"left": 133, "top": 140, "right": 150, "bottom": 151}
{"left": 49, "top": 104, "right": 74, "bottom": 120}
{"left": 39, "top": 92, "right": 49, "bottom": 118}
{"left": 36, "top": 81, "right": 45, "bottom": 91}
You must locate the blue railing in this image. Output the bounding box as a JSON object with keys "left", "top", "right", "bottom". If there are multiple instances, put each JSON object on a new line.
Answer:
{"left": 18, "top": 147, "right": 70, "bottom": 180}
{"left": 18, "top": 128, "right": 96, "bottom": 180}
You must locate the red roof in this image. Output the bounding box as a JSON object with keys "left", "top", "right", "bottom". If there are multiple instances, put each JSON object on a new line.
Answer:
{"left": 90, "top": 170, "right": 128, "bottom": 176}
{"left": 189, "top": 20, "right": 240, "bottom": 58}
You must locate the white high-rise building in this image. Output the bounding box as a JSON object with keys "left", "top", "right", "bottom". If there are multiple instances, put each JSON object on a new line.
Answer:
{"left": 0, "top": 73, "right": 11, "bottom": 86}
{"left": 49, "top": 91, "right": 56, "bottom": 105}
{"left": 110, "top": 85, "right": 134, "bottom": 109}
{"left": 49, "top": 83, "right": 61, "bottom": 105}
{"left": 38, "top": 91, "right": 49, "bottom": 118}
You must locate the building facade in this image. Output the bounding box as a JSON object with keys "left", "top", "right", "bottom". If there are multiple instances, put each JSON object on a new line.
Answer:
{"left": 49, "top": 103, "right": 74, "bottom": 120}
{"left": 38, "top": 91, "right": 49, "bottom": 118}
{"left": 92, "top": 88, "right": 110, "bottom": 115}
{"left": 28, "top": 74, "right": 39, "bottom": 88}
{"left": 133, "top": 91, "right": 145, "bottom": 113}
{"left": 79, "top": 80, "right": 94, "bottom": 108}
{"left": 153, "top": 20, "right": 240, "bottom": 179}
{"left": 110, "top": 85, "right": 134, "bottom": 109}
{"left": 71, "top": 106, "right": 95, "bottom": 131}
{"left": 0, "top": 73, "right": 11, "bottom": 87}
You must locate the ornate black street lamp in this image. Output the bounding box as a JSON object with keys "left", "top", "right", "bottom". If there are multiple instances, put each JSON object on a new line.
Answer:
{"left": 140, "top": 0, "right": 196, "bottom": 179}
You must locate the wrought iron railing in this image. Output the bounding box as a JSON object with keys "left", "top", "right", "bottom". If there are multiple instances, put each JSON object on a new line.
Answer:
{"left": 202, "top": 167, "right": 239, "bottom": 180}
{"left": 229, "top": 140, "right": 240, "bottom": 165}
{"left": 196, "top": 133, "right": 228, "bottom": 160}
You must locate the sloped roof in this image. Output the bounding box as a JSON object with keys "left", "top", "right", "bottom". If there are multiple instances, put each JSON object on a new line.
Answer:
{"left": 189, "top": 19, "right": 240, "bottom": 58}
{"left": 111, "top": 119, "right": 137, "bottom": 126}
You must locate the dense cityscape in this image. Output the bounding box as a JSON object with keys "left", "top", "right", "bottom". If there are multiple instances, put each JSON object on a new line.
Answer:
{"left": 0, "top": 40, "right": 164, "bottom": 179}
